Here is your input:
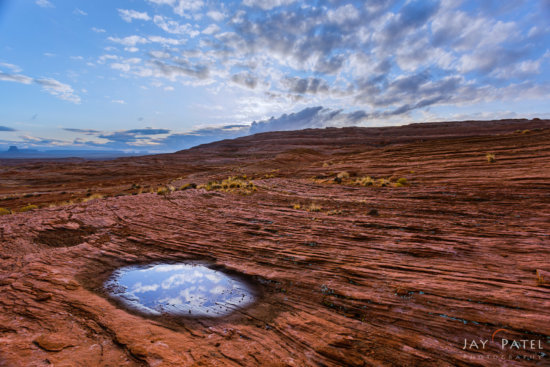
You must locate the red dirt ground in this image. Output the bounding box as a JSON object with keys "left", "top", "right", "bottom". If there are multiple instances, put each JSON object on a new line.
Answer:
{"left": 1, "top": 119, "right": 549, "bottom": 366}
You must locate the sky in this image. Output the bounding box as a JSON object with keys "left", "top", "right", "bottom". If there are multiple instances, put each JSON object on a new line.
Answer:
{"left": 0, "top": 0, "right": 549, "bottom": 153}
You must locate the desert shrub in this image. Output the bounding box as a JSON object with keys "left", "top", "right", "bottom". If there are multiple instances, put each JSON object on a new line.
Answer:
{"left": 395, "top": 178, "right": 409, "bottom": 187}
{"left": 357, "top": 176, "right": 375, "bottom": 186}
{"left": 377, "top": 178, "right": 390, "bottom": 187}
{"left": 292, "top": 203, "right": 301, "bottom": 210}
{"left": 306, "top": 203, "right": 322, "bottom": 212}
{"left": 486, "top": 153, "right": 496, "bottom": 163}
{"left": 179, "top": 183, "right": 197, "bottom": 190}
{"left": 0, "top": 207, "right": 11, "bottom": 216}
{"left": 82, "top": 194, "right": 104, "bottom": 203}
{"left": 201, "top": 176, "right": 256, "bottom": 195}
{"left": 19, "top": 204, "right": 38, "bottom": 212}
{"left": 337, "top": 171, "right": 350, "bottom": 179}
{"left": 337, "top": 175, "right": 407, "bottom": 188}
{"left": 157, "top": 186, "right": 169, "bottom": 195}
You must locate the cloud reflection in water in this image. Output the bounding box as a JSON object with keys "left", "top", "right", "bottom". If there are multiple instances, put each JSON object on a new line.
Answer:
{"left": 106, "top": 263, "right": 254, "bottom": 317}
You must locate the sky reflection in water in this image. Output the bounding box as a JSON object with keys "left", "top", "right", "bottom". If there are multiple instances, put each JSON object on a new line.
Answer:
{"left": 106, "top": 263, "right": 254, "bottom": 317}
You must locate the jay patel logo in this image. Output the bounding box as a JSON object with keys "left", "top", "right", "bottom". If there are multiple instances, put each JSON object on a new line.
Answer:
{"left": 462, "top": 328, "right": 546, "bottom": 352}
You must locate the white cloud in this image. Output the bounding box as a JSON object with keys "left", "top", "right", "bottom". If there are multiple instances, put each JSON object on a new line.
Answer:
{"left": 0, "top": 63, "right": 80, "bottom": 103}
{"left": 35, "top": 78, "right": 81, "bottom": 104}
{"left": 148, "top": 36, "right": 187, "bottom": 45}
{"left": 0, "top": 72, "right": 33, "bottom": 84}
{"left": 111, "top": 99, "right": 126, "bottom": 104}
{"left": 118, "top": 9, "right": 151, "bottom": 22}
{"left": 202, "top": 24, "right": 220, "bottom": 35}
{"left": 242, "top": 0, "right": 296, "bottom": 10}
{"left": 91, "top": 27, "right": 106, "bottom": 33}
{"left": 98, "top": 54, "right": 119, "bottom": 64}
{"left": 207, "top": 10, "right": 225, "bottom": 21}
{"left": 74, "top": 8, "right": 87, "bottom": 16}
{"left": 0, "top": 62, "right": 22, "bottom": 73}
{"left": 327, "top": 4, "right": 360, "bottom": 24}
{"left": 147, "top": 0, "right": 204, "bottom": 16}
{"left": 35, "top": 0, "right": 54, "bottom": 8}
{"left": 153, "top": 15, "right": 194, "bottom": 35}
{"left": 108, "top": 35, "right": 149, "bottom": 46}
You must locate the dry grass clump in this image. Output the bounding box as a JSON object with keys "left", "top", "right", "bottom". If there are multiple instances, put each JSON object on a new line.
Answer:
{"left": 486, "top": 153, "right": 496, "bottom": 163}
{"left": 356, "top": 176, "right": 375, "bottom": 186}
{"left": 82, "top": 194, "right": 104, "bottom": 203}
{"left": 394, "top": 178, "right": 409, "bottom": 187}
{"left": 19, "top": 204, "right": 38, "bottom": 212}
{"left": 376, "top": 178, "right": 390, "bottom": 187}
{"left": 0, "top": 207, "right": 11, "bottom": 216}
{"left": 179, "top": 183, "right": 197, "bottom": 190}
{"left": 306, "top": 203, "right": 322, "bottom": 212}
{"left": 200, "top": 176, "right": 257, "bottom": 195}
{"left": 336, "top": 175, "right": 410, "bottom": 188}
{"left": 291, "top": 202, "right": 322, "bottom": 212}
{"left": 157, "top": 186, "right": 170, "bottom": 195}
{"left": 337, "top": 171, "right": 350, "bottom": 179}
{"left": 156, "top": 185, "right": 176, "bottom": 196}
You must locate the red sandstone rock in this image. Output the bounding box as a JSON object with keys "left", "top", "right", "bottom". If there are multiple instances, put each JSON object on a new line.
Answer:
{"left": 0, "top": 119, "right": 549, "bottom": 366}
{"left": 33, "top": 334, "right": 74, "bottom": 352}
{"left": 537, "top": 270, "right": 550, "bottom": 287}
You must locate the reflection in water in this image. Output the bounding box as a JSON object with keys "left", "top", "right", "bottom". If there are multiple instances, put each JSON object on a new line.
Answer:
{"left": 105, "top": 263, "right": 254, "bottom": 317}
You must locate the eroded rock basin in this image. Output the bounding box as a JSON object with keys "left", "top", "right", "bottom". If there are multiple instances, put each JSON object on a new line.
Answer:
{"left": 105, "top": 263, "right": 255, "bottom": 317}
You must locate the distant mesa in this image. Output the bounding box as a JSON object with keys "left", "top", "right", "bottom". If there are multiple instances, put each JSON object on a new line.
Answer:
{"left": 0, "top": 146, "right": 141, "bottom": 159}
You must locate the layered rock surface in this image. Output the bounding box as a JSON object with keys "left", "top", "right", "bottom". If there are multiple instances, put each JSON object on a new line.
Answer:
{"left": 1, "top": 119, "right": 549, "bottom": 366}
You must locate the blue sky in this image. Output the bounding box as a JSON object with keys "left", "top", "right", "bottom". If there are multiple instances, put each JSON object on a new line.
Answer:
{"left": 0, "top": 0, "right": 549, "bottom": 152}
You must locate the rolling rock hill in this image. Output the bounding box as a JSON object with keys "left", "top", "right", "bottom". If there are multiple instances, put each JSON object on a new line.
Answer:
{"left": 0, "top": 119, "right": 550, "bottom": 366}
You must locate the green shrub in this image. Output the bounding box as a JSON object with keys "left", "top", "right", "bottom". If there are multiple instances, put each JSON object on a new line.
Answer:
{"left": 0, "top": 207, "right": 11, "bottom": 216}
